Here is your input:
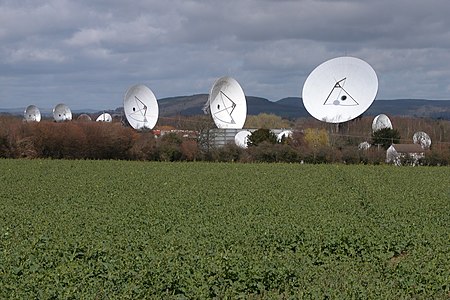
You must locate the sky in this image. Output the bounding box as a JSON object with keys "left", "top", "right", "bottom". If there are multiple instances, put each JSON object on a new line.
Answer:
{"left": 1, "top": 0, "right": 450, "bottom": 110}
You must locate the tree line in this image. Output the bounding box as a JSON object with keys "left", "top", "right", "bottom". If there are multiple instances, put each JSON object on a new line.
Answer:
{"left": 0, "top": 114, "right": 449, "bottom": 165}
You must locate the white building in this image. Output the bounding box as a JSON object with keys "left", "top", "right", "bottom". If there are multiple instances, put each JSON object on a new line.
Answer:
{"left": 386, "top": 144, "right": 425, "bottom": 166}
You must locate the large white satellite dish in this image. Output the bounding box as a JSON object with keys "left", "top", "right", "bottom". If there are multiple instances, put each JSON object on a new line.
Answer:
{"left": 413, "top": 131, "right": 431, "bottom": 149}
{"left": 96, "top": 113, "right": 112, "bottom": 122}
{"left": 123, "top": 84, "right": 159, "bottom": 130}
{"left": 235, "top": 130, "right": 251, "bottom": 148}
{"left": 358, "top": 141, "right": 371, "bottom": 150}
{"left": 207, "top": 76, "right": 247, "bottom": 129}
{"left": 53, "top": 103, "right": 72, "bottom": 122}
{"left": 372, "top": 114, "right": 393, "bottom": 132}
{"left": 302, "top": 56, "right": 378, "bottom": 123}
{"left": 24, "top": 105, "right": 41, "bottom": 122}
{"left": 77, "top": 114, "right": 92, "bottom": 121}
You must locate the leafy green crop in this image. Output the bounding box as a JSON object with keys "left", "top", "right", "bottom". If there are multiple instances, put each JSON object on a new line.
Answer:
{"left": 1, "top": 159, "right": 449, "bottom": 299}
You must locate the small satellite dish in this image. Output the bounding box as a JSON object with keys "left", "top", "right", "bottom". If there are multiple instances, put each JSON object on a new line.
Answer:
{"left": 53, "top": 103, "right": 72, "bottom": 122}
{"left": 302, "top": 56, "right": 378, "bottom": 123}
{"left": 235, "top": 130, "right": 251, "bottom": 148}
{"left": 413, "top": 131, "right": 431, "bottom": 149}
{"left": 277, "top": 130, "right": 293, "bottom": 142}
{"left": 124, "top": 84, "right": 159, "bottom": 130}
{"left": 24, "top": 105, "right": 41, "bottom": 122}
{"left": 372, "top": 114, "right": 393, "bottom": 132}
{"left": 96, "top": 113, "right": 112, "bottom": 122}
{"left": 207, "top": 76, "right": 247, "bottom": 129}
{"left": 77, "top": 114, "right": 92, "bottom": 121}
{"left": 358, "top": 141, "right": 371, "bottom": 150}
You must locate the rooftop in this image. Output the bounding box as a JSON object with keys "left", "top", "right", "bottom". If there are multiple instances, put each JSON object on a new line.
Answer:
{"left": 390, "top": 144, "right": 424, "bottom": 153}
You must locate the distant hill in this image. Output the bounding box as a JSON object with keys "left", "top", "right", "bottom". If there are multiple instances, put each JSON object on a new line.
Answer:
{"left": 157, "top": 95, "right": 450, "bottom": 120}
{"left": 152, "top": 95, "right": 308, "bottom": 118}
{"left": 367, "top": 99, "right": 450, "bottom": 119}
{"left": 158, "top": 94, "right": 209, "bottom": 116}
{"left": 2, "top": 96, "right": 450, "bottom": 120}
{"left": 276, "top": 97, "right": 450, "bottom": 119}
{"left": 0, "top": 108, "right": 107, "bottom": 118}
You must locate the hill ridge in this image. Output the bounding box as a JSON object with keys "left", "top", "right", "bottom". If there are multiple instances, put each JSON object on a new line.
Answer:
{"left": 2, "top": 96, "right": 450, "bottom": 120}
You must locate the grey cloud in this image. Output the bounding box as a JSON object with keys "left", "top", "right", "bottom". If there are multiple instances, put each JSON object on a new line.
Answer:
{"left": 1, "top": 0, "right": 450, "bottom": 110}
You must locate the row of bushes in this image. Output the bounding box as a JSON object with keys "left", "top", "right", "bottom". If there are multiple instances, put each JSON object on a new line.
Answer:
{"left": 208, "top": 142, "right": 449, "bottom": 165}
{"left": 1, "top": 118, "right": 449, "bottom": 165}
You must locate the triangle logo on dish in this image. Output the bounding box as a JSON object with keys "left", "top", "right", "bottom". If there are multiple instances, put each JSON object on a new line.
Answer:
{"left": 323, "top": 78, "right": 359, "bottom": 106}
{"left": 212, "top": 91, "right": 237, "bottom": 124}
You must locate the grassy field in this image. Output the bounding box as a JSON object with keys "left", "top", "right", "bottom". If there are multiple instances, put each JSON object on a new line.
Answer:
{"left": 1, "top": 159, "right": 449, "bottom": 299}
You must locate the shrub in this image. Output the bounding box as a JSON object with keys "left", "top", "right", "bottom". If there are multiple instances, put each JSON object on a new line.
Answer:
{"left": 158, "top": 132, "right": 183, "bottom": 161}
{"left": 362, "top": 148, "right": 386, "bottom": 165}
{"left": 208, "top": 143, "right": 243, "bottom": 162}
{"left": 0, "top": 120, "right": 136, "bottom": 160}
{"left": 341, "top": 147, "right": 360, "bottom": 164}
{"left": 247, "top": 129, "right": 277, "bottom": 147}
{"left": 246, "top": 142, "right": 300, "bottom": 163}
{"left": 420, "top": 148, "right": 450, "bottom": 166}
{"left": 180, "top": 140, "right": 200, "bottom": 161}
{"left": 0, "top": 135, "right": 9, "bottom": 157}
{"left": 0, "top": 126, "right": 12, "bottom": 158}
{"left": 128, "top": 132, "right": 158, "bottom": 161}
{"left": 84, "top": 123, "right": 134, "bottom": 160}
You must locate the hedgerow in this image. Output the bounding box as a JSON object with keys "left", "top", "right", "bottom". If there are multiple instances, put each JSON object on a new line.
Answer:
{"left": 1, "top": 116, "right": 449, "bottom": 164}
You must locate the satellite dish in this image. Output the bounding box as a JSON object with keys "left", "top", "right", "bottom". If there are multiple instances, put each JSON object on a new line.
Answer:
{"left": 207, "top": 76, "right": 247, "bottom": 129}
{"left": 53, "top": 103, "right": 72, "bottom": 122}
{"left": 235, "top": 130, "right": 251, "bottom": 148}
{"left": 413, "top": 131, "right": 431, "bottom": 149}
{"left": 372, "top": 114, "right": 393, "bottom": 132}
{"left": 24, "top": 105, "right": 41, "bottom": 122}
{"left": 358, "top": 141, "right": 371, "bottom": 150}
{"left": 302, "top": 56, "right": 378, "bottom": 123}
{"left": 123, "top": 84, "right": 159, "bottom": 130}
{"left": 96, "top": 113, "right": 112, "bottom": 122}
{"left": 277, "top": 130, "right": 293, "bottom": 142}
{"left": 77, "top": 114, "right": 92, "bottom": 121}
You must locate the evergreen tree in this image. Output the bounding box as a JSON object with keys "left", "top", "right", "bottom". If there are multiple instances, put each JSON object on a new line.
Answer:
{"left": 247, "top": 128, "right": 277, "bottom": 147}
{"left": 371, "top": 128, "right": 401, "bottom": 150}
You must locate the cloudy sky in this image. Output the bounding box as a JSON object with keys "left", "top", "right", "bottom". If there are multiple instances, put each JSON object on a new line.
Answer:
{"left": 1, "top": 0, "right": 450, "bottom": 110}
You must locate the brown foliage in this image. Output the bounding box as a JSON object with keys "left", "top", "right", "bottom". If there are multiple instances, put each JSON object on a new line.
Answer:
{"left": 1, "top": 114, "right": 449, "bottom": 164}
{"left": 80, "top": 122, "right": 134, "bottom": 159}
{"left": 207, "top": 143, "right": 243, "bottom": 162}
{"left": 246, "top": 142, "right": 300, "bottom": 163}
{"left": 0, "top": 116, "right": 19, "bottom": 157}
{"left": 128, "top": 132, "right": 158, "bottom": 161}
{"left": 0, "top": 118, "right": 135, "bottom": 159}
{"left": 421, "top": 146, "right": 450, "bottom": 166}
{"left": 157, "top": 132, "right": 183, "bottom": 161}
{"left": 180, "top": 140, "right": 200, "bottom": 161}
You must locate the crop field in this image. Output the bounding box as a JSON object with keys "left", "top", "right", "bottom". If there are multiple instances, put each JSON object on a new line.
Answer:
{"left": 1, "top": 159, "right": 449, "bottom": 299}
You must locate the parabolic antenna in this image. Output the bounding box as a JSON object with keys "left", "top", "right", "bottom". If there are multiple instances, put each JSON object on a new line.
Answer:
{"left": 277, "top": 130, "right": 293, "bottom": 142}
{"left": 207, "top": 76, "right": 247, "bottom": 129}
{"left": 53, "top": 103, "right": 72, "bottom": 122}
{"left": 358, "top": 141, "right": 371, "bottom": 150}
{"left": 24, "top": 105, "right": 41, "bottom": 122}
{"left": 302, "top": 56, "right": 378, "bottom": 123}
{"left": 96, "top": 113, "right": 112, "bottom": 122}
{"left": 413, "top": 131, "right": 431, "bottom": 149}
{"left": 124, "top": 84, "right": 159, "bottom": 130}
{"left": 235, "top": 130, "right": 251, "bottom": 148}
{"left": 77, "top": 114, "right": 92, "bottom": 121}
{"left": 372, "top": 114, "right": 393, "bottom": 132}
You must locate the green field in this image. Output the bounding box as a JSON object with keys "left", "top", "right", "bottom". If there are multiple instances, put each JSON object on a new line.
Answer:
{"left": 1, "top": 159, "right": 449, "bottom": 299}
